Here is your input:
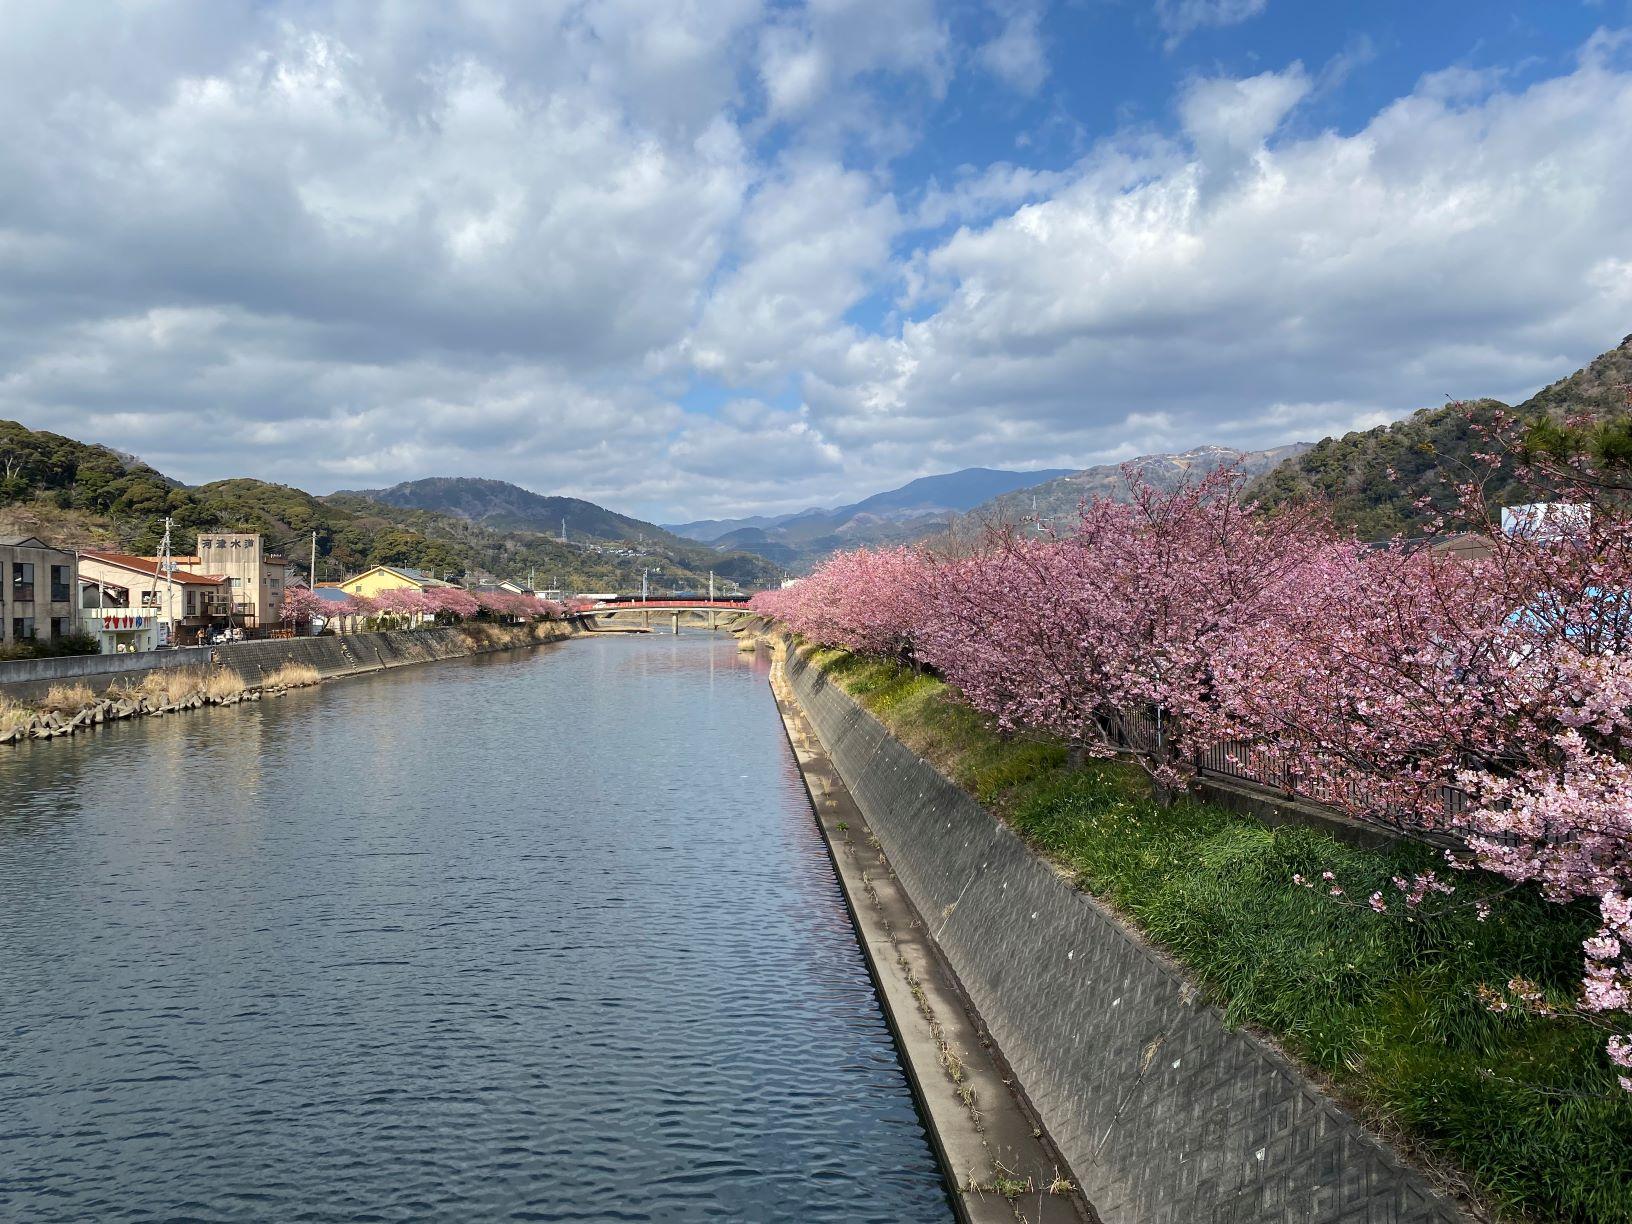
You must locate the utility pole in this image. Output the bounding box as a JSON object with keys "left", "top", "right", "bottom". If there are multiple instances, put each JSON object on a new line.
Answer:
{"left": 708, "top": 570, "right": 714, "bottom": 602}
{"left": 310, "top": 530, "right": 318, "bottom": 589}
{"left": 155, "top": 516, "right": 176, "bottom": 647}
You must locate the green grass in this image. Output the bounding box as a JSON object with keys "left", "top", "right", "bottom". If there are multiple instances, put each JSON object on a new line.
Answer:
{"left": 800, "top": 643, "right": 1632, "bottom": 1224}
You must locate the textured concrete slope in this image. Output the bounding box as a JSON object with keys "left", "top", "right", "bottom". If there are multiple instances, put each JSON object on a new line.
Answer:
{"left": 786, "top": 650, "right": 1466, "bottom": 1224}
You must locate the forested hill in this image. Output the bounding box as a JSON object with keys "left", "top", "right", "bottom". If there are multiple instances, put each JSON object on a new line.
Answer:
{"left": 342, "top": 476, "right": 692, "bottom": 548}
{"left": 0, "top": 421, "right": 783, "bottom": 590}
{"left": 1248, "top": 335, "right": 1632, "bottom": 539}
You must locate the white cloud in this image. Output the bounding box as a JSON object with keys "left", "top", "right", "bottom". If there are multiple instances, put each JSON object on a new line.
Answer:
{"left": 802, "top": 40, "right": 1632, "bottom": 478}
{"left": 2, "top": 4, "right": 1631, "bottom": 525}
{"left": 1155, "top": 0, "right": 1269, "bottom": 49}
{"left": 685, "top": 159, "right": 901, "bottom": 382}
{"left": 1178, "top": 65, "right": 1311, "bottom": 171}
{"left": 757, "top": 0, "right": 950, "bottom": 124}
{"left": 977, "top": 1, "right": 1050, "bottom": 95}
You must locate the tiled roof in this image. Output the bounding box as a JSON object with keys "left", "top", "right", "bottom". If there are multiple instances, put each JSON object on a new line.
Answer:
{"left": 79, "top": 551, "right": 229, "bottom": 585}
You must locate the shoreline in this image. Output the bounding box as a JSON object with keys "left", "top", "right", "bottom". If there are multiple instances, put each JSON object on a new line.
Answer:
{"left": 0, "top": 620, "right": 579, "bottom": 745}
{"left": 768, "top": 639, "right": 1092, "bottom": 1224}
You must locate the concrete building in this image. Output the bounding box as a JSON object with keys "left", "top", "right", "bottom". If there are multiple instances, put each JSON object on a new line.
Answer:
{"left": 1, "top": 536, "right": 78, "bottom": 649}
{"left": 187, "top": 533, "right": 292, "bottom": 629}
{"left": 78, "top": 551, "right": 230, "bottom": 649}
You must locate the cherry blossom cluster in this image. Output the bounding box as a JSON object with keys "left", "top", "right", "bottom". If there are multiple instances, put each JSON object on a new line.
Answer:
{"left": 281, "top": 585, "right": 563, "bottom": 626}
{"left": 750, "top": 463, "right": 1632, "bottom": 1088}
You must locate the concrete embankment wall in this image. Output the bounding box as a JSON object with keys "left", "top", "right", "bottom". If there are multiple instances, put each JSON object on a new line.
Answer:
{"left": 785, "top": 649, "right": 1463, "bottom": 1224}
{"left": 214, "top": 622, "right": 574, "bottom": 682}
{"left": 0, "top": 646, "right": 214, "bottom": 702}
{"left": 0, "top": 624, "right": 574, "bottom": 702}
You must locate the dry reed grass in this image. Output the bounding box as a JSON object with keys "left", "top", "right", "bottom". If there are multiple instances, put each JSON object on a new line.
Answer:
{"left": 0, "top": 693, "right": 34, "bottom": 735}
{"left": 38, "top": 681, "right": 95, "bottom": 714}
{"left": 263, "top": 661, "right": 321, "bottom": 689}
{"left": 136, "top": 666, "right": 209, "bottom": 705}
{"left": 203, "top": 669, "right": 247, "bottom": 701}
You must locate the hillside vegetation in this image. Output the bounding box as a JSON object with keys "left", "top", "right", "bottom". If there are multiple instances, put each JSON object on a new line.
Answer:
{"left": 958, "top": 444, "right": 1309, "bottom": 533}
{"left": 0, "top": 421, "right": 781, "bottom": 590}
{"left": 1250, "top": 336, "right": 1632, "bottom": 537}
{"left": 343, "top": 476, "right": 693, "bottom": 547}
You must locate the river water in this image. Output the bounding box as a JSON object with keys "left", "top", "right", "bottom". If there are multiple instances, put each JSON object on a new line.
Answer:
{"left": 0, "top": 634, "right": 951, "bottom": 1222}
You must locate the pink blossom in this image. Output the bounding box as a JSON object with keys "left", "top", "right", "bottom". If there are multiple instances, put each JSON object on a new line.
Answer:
{"left": 278, "top": 586, "right": 325, "bottom": 624}
{"left": 749, "top": 454, "right": 1632, "bottom": 1083}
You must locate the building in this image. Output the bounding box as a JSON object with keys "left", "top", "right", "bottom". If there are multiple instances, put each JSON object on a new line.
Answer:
{"left": 1431, "top": 533, "right": 1495, "bottom": 562}
{"left": 78, "top": 551, "right": 230, "bottom": 649}
{"left": 188, "top": 532, "right": 292, "bottom": 628}
{"left": 1, "top": 536, "right": 77, "bottom": 649}
{"left": 337, "top": 564, "right": 456, "bottom": 599}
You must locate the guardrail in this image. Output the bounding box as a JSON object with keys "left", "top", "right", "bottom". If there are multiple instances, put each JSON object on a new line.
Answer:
{"left": 1114, "top": 707, "right": 1471, "bottom": 840}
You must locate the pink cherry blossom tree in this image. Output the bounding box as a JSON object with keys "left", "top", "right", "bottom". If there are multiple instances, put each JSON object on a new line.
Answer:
{"left": 278, "top": 585, "right": 326, "bottom": 628}
{"left": 750, "top": 454, "right": 1632, "bottom": 1088}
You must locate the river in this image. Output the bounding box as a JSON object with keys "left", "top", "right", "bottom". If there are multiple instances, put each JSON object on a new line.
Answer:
{"left": 0, "top": 633, "right": 951, "bottom": 1222}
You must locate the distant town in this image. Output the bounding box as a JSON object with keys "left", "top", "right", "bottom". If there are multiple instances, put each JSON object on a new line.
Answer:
{"left": 0, "top": 526, "right": 753, "bottom": 659}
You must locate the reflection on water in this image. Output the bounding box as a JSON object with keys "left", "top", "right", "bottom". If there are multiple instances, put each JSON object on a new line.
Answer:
{"left": 0, "top": 634, "right": 949, "bottom": 1223}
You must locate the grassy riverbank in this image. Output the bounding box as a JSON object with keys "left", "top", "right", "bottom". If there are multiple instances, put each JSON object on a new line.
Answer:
{"left": 800, "top": 643, "right": 1632, "bottom": 1224}
{"left": 0, "top": 662, "right": 322, "bottom": 742}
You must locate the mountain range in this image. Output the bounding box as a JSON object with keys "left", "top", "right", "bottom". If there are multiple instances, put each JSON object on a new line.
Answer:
{"left": 7, "top": 335, "right": 1627, "bottom": 591}
{"left": 0, "top": 425, "right": 782, "bottom": 592}
{"left": 954, "top": 444, "right": 1311, "bottom": 534}
{"left": 665, "top": 466, "right": 1073, "bottom": 570}
{"left": 342, "top": 476, "right": 698, "bottom": 550}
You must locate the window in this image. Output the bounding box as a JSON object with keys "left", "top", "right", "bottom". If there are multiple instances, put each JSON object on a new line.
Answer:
{"left": 50, "top": 616, "right": 71, "bottom": 638}
{"left": 186, "top": 591, "right": 197, "bottom": 614}
{"left": 12, "top": 562, "right": 34, "bottom": 603}
{"left": 12, "top": 616, "right": 34, "bottom": 640}
{"left": 50, "top": 564, "right": 71, "bottom": 603}
{"left": 140, "top": 591, "right": 160, "bottom": 608}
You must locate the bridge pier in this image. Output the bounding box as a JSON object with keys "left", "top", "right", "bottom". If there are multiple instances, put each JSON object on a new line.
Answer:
{"left": 671, "top": 612, "right": 680, "bottom": 635}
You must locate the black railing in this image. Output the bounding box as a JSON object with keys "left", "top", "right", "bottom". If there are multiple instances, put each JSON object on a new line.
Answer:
{"left": 1113, "top": 708, "right": 1471, "bottom": 836}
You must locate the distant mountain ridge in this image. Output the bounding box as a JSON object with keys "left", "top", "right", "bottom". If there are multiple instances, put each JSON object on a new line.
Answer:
{"left": 960, "top": 444, "right": 1312, "bottom": 530}
{"left": 666, "top": 467, "right": 1073, "bottom": 542}
{"left": 335, "top": 475, "right": 782, "bottom": 587}
{"left": 665, "top": 466, "right": 1072, "bottom": 570}
{"left": 342, "top": 476, "right": 690, "bottom": 547}
{"left": 0, "top": 427, "right": 783, "bottom": 592}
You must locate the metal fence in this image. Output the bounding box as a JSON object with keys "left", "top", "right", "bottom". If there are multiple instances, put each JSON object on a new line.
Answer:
{"left": 1114, "top": 707, "right": 1473, "bottom": 838}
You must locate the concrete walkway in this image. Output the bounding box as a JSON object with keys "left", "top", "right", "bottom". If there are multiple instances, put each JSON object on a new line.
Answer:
{"left": 770, "top": 650, "right": 1094, "bottom": 1224}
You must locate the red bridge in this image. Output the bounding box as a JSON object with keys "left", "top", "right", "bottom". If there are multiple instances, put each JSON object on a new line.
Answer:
{"left": 574, "top": 599, "right": 752, "bottom": 615}
{"left": 571, "top": 599, "right": 754, "bottom": 631}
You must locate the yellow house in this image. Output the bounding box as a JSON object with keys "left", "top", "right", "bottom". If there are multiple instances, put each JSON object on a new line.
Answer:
{"left": 337, "top": 565, "right": 455, "bottom": 599}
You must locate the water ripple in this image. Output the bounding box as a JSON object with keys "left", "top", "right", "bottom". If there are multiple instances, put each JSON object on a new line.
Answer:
{"left": 0, "top": 636, "right": 948, "bottom": 1223}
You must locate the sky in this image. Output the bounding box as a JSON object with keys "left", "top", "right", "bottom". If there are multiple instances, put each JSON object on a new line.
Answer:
{"left": 2, "top": 1, "right": 1631, "bottom": 523}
